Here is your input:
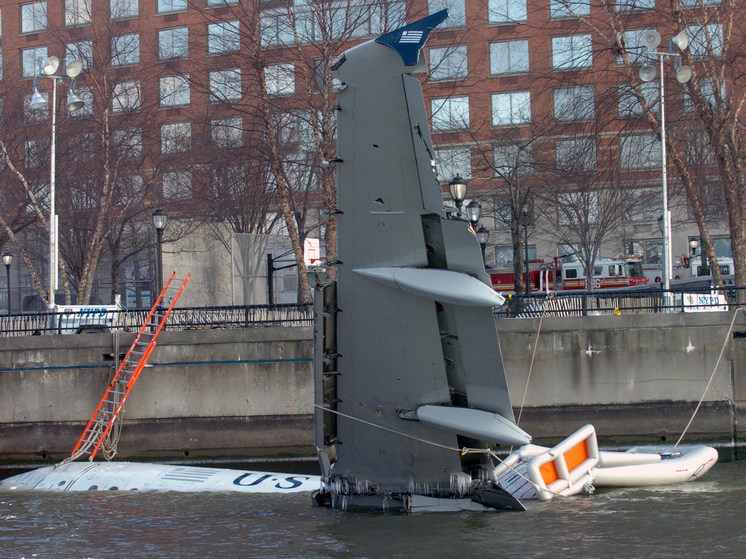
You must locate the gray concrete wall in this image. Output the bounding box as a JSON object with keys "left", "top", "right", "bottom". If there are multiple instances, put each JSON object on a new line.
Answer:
{"left": 1, "top": 311, "right": 743, "bottom": 464}
{"left": 0, "top": 327, "right": 313, "bottom": 462}
{"left": 497, "top": 312, "right": 744, "bottom": 454}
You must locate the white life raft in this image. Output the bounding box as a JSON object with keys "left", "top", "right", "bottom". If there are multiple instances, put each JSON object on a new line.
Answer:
{"left": 495, "top": 424, "right": 718, "bottom": 501}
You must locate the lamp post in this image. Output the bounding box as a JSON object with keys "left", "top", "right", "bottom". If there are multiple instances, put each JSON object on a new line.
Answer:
{"left": 639, "top": 31, "right": 691, "bottom": 304}
{"left": 448, "top": 175, "right": 467, "bottom": 218}
{"left": 522, "top": 207, "right": 533, "bottom": 295}
{"left": 476, "top": 225, "right": 489, "bottom": 268}
{"left": 689, "top": 238, "right": 699, "bottom": 257}
{"left": 29, "top": 56, "right": 85, "bottom": 309}
{"left": 152, "top": 208, "right": 168, "bottom": 296}
{"left": 2, "top": 252, "right": 12, "bottom": 315}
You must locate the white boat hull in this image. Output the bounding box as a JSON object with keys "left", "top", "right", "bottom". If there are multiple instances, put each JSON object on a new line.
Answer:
{"left": 0, "top": 462, "right": 321, "bottom": 494}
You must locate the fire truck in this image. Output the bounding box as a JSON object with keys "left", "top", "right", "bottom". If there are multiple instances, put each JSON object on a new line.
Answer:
{"left": 489, "top": 258, "right": 648, "bottom": 292}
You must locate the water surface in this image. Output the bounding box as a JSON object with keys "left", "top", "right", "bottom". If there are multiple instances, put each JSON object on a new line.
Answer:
{"left": 1, "top": 461, "right": 744, "bottom": 558}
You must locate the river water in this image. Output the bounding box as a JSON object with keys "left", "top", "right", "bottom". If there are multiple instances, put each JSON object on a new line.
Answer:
{"left": 1, "top": 460, "right": 744, "bottom": 559}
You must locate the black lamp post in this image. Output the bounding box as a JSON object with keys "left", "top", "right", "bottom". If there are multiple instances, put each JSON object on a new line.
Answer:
{"left": 522, "top": 208, "right": 532, "bottom": 295}
{"left": 2, "top": 252, "right": 12, "bottom": 315}
{"left": 152, "top": 208, "right": 168, "bottom": 296}
{"left": 689, "top": 238, "right": 699, "bottom": 257}
{"left": 476, "top": 225, "right": 489, "bottom": 268}
{"left": 449, "top": 175, "right": 467, "bottom": 218}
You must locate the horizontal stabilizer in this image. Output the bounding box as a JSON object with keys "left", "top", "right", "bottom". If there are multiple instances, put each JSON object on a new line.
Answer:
{"left": 354, "top": 267, "right": 505, "bottom": 307}
{"left": 417, "top": 405, "right": 531, "bottom": 446}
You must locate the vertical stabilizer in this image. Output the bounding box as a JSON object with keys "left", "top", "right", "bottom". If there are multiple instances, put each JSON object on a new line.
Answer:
{"left": 313, "top": 11, "right": 529, "bottom": 512}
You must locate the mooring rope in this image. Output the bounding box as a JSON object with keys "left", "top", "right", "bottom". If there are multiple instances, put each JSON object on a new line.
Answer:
{"left": 676, "top": 307, "right": 741, "bottom": 447}
{"left": 516, "top": 291, "right": 555, "bottom": 427}
{"left": 314, "top": 404, "right": 556, "bottom": 496}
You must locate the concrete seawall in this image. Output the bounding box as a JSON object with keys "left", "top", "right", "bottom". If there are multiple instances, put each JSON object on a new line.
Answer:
{"left": 1, "top": 311, "right": 743, "bottom": 464}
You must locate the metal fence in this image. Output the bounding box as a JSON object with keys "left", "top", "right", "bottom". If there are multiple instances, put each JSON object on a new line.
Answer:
{"left": 496, "top": 286, "right": 746, "bottom": 318}
{"left": 0, "top": 303, "right": 313, "bottom": 338}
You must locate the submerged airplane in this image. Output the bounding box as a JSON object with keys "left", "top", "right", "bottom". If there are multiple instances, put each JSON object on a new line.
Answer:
{"left": 0, "top": 11, "right": 717, "bottom": 508}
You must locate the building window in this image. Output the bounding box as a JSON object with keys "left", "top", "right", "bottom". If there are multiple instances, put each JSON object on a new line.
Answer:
{"left": 208, "top": 21, "right": 240, "bottom": 54}
{"left": 66, "top": 40, "right": 93, "bottom": 70}
{"left": 549, "top": 0, "right": 589, "bottom": 18}
{"left": 161, "top": 122, "right": 191, "bottom": 154}
{"left": 431, "top": 96, "right": 470, "bottom": 132}
{"left": 21, "top": 2, "right": 47, "bottom": 34}
{"left": 616, "top": 0, "right": 655, "bottom": 11}
{"left": 620, "top": 133, "right": 661, "bottom": 170}
{"left": 209, "top": 68, "right": 242, "bottom": 102}
{"left": 277, "top": 110, "right": 315, "bottom": 147}
{"left": 159, "top": 27, "right": 188, "bottom": 60}
{"left": 207, "top": 0, "right": 238, "bottom": 5}
{"left": 69, "top": 86, "right": 93, "bottom": 117}
{"left": 111, "top": 33, "right": 140, "bottom": 66}
{"left": 24, "top": 92, "right": 48, "bottom": 122}
{"left": 111, "top": 0, "right": 138, "bottom": 19}
{"left": 428, "top": 0, "right": 465, "bottom": 28}
{"left": 551, "top": 34, "right": 593, "bottom": 69}
{"left": 314, "top": 59, "right": 343, "bottom": 91}
{"left": 25, "top": 138, "right": 47, "bottom": 168}
{"left": 211, "top": 116, "right": 243, "bottom": 148}
{"left": 264, "top": 63, "right": 295, "bottom": 95}
{"left": 617, "top": 29, "right": 656, "bottom": 65}
{"left": 160, "top": 75, "right": 190, "bottom": 107}
{"left": 429, "top": 45, "right": 468, "bottom": 81}
{"left": 686, "top": 23, "right": 723, "bottom": 58}
{"left": 22, "top": 46, "right": 47, "bottom": 78}
{"left": 684, "top": 78, "right": 724, "bottom": 113}
{"left": 680, "top": 0, "right": 722, "bottom": 5}
{"left": 112, "top": 80, "right": 141, "bottom": 112}
{"left": 113, "top": 128, "right": 142, "bottom": 157}
{"left": 65, "top": 0, "right": 91, "bottom": 26}
{"left": 555, "top": 137, "right": 597, "bottom": 173}
{"left": 553, "top": 85, "right": 594, "bottom": 121}
{"left": 488, "top": 0, "right": 527, "bottom": 24}
{"left": 493, "top": 143, "right": 532, "bottom": 177}
{"left": 434, "top": 146, "right": 471, "bottom": 182}
{"left": 495, "top": 246, "right": 535, "bottom": 266}
{"left": 261, "top": 13, "right": 297, "bottom": 48}
{"left": 157, "top": 0, "right": 186, "bottom": 13}
{"left": 489, "top": 40, "right": 529, "bottom": 75}
{"left": 163, "top": 170, "right": 192, "bottom": 200}
{"left": 558, "top": 192, "right": 599, "bottom": 225}
{"left": 491, "top": 91, "right": 531, "bottom": 126}
{"left": 618, "top": 82, "right": 659, "bottom": 117}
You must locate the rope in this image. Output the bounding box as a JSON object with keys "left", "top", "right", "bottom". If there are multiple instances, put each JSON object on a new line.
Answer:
{"left": 675, "top": 308, "right": 741, "bottom": 447}
{"left": 315, "top": 404, "right": 563, "bottom": 497}
{"left": 516, "top": 292, "right": 555, "bottom": 427}
{"left": 314, "top": 404, "right": 461, "bottom": 453}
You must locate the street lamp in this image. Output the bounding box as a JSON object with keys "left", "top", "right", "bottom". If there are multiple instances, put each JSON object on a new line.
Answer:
{"left": 449, "top": 175, "right": 467, "bottom": 218}
{"left": 476, "top": 225, "right": 489, "bottom": 267}
{"left": 639, "top": 30, "right": 691, "bottom": 300}
{"left": 30, "top": 56, "right": 85, "bottom": 309}
{"left": 152, "top": 208, "right": 168, "bottom": 296}
{"left": 689, "top": 238, "right": 699, "bottom": 257}
{"left": 2, "top": 252, "right": 12, "bottom": 315}
{"left": 466, "top": 200, "right": 481, "bottom": 227}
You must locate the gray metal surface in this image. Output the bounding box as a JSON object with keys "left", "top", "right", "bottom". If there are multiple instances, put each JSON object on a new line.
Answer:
{"left": 315, "top": 10, "right": 524, "bottom": 504}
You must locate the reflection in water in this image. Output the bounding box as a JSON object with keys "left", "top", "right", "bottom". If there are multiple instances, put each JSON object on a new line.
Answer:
{"left": 1, "top": 461, "right": 744, "bottom": 558}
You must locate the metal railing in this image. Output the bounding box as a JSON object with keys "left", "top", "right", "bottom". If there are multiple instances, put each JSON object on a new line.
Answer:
{"left": 0, "top": 303, "right": 313, "bottom": 338}
{"left": 496, "top": 286, "right": 746, "bottom": 318}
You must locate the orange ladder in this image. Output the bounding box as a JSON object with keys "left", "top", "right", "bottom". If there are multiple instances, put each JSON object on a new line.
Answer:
{"left": 60, "top": 272, "right": 190, "bottom": 465}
